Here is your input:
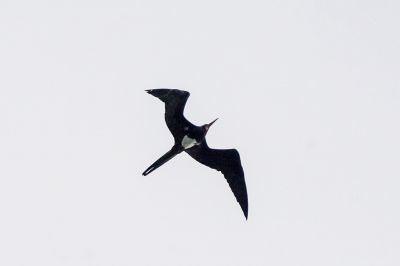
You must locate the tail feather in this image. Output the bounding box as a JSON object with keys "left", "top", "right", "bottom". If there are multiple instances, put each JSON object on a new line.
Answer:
{"left": 142, "top": 146, "right": 182, "bottom": 176}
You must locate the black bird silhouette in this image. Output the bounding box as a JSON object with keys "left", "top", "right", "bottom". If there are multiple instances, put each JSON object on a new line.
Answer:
{"left": 142, "top": 89, "right": 248, "bottom": 219}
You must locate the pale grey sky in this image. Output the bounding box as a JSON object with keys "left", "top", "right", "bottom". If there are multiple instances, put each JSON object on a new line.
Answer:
{"left": 1, "top": 1, "right": 399, "bottom": 265}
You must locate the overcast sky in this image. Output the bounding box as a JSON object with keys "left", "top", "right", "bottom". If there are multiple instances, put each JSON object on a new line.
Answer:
{"left": 1, "top": 1, "right": 399, "bottom": 265}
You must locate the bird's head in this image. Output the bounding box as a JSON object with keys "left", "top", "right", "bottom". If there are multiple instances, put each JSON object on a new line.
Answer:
{"left": 202, "top": 118, "right": 218, "bottom": 133}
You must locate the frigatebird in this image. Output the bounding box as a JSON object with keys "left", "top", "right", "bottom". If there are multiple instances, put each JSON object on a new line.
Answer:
{"left": 142, "top": 89, "right": 248, "bottom": 219}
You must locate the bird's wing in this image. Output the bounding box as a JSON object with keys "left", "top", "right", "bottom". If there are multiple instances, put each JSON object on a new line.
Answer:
{"left": 185, "top": 141, "right": 248, "bottom": 219}
{"left": 146, "top": 89, "right": 191, "bottom": 141}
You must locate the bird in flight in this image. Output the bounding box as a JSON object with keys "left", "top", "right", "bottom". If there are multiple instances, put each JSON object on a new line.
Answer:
{"left": 142, "top": 89, "right": 248, "bottom": 219}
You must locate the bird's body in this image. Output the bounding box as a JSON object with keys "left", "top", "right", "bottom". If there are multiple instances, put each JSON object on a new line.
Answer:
{"left": 142, "top": 89, "right": 248, "bottom": 219}
{"left": 181, "top": 135, "right": 199, "bottom": 149}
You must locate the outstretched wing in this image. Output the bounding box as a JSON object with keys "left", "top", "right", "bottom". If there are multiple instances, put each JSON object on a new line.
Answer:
{"left": 185, "top": 141, "right": 248, "bottom": 219}
{"left": 146, "top": 89, "right": 191, "bottom": 141}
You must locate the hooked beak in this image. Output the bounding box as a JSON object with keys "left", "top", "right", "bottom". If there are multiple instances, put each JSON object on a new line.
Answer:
{"left": 206, "top": 118, "right": 218, "bottom": 130}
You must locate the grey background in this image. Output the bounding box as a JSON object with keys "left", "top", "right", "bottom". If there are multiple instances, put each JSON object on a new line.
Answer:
{"left": 1, "top": 1, "right": 399, "bottom": 265}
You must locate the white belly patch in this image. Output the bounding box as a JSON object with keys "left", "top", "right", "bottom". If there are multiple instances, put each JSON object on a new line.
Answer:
{"left": 181, "top": 135, "right": 198, "bottom": 149}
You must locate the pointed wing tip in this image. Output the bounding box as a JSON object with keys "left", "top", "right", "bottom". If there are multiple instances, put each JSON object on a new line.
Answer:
{"left": 243, "top": 207, "right": 248, "bottom": 220}
{"left": 238, "top": 193, "right": 248, "bottom": 220}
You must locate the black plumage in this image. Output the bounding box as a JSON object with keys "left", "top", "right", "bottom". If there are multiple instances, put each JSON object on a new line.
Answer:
{"left": 142, "top": 89, "right": 248, "bottom": 219}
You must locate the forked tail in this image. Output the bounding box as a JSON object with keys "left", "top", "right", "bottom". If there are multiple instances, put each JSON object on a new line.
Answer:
{"left": 142, "top": 146, "right": 183, "bottom": 176}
